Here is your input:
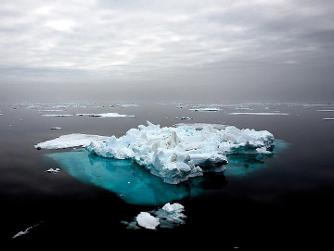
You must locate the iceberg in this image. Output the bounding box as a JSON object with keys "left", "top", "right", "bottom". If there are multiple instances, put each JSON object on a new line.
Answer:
{"left": 76, "top": 113, "right": 134, "bottom": 118}
{"left": 35, "top": 134, "right": 109, "bottom": 150}
{"left": 87, "top": 122, "right": 274, "bottom": 184}
{"left": 323, "top": 118, "right": 334, "bottom": 120}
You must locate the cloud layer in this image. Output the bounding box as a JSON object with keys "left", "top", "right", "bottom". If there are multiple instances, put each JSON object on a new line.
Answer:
{"left": 0, "top": 0, "right": 333, "bottom": 101}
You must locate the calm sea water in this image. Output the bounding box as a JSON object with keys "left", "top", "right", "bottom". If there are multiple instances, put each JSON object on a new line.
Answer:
{"left": 0, "top": 102, "right": 333, "bottom": 249}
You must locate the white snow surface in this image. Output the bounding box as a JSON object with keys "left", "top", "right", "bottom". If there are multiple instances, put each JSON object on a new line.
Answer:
{"left": 35, "top": 134, "right": 109, "bottom": 150}
{"left": 87, "top": 122, "right": 274, "bottom": 184}
{"left": 136, "top": 212, "right": 160, "bottom": 230}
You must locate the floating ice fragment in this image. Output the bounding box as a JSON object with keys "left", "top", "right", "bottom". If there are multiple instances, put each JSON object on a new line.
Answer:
{"left": 50, "top": 127, "right": 62, "bottom": 130}
{"left": 136, "top": 212, "right": 160, "bottom": 230}
{"left": 323, "top": 118, "right": 334, "bottom": 120}
{"left": 316, "top": 110, "right": 334, "bottom": 112}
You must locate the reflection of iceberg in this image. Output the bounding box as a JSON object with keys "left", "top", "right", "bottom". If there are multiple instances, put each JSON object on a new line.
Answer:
{"left": 224, "top": 140, "right": 288, "bottom": 177}
{"left": 47, "top": 150, "right": 202, "bottom": 205}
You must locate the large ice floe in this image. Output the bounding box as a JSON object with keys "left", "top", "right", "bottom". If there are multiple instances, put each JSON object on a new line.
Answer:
{"left": 38, "top": 122, "right": 274, "bottom": 184}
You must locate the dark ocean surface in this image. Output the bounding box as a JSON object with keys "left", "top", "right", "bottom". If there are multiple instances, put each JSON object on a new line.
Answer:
{"left": 0, "top": 102, "right": 333, "bottom": 249}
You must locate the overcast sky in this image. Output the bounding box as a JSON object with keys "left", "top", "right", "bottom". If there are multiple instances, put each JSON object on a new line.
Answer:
{"left": 0, "top": 0, "right": 333, "bottom": 102}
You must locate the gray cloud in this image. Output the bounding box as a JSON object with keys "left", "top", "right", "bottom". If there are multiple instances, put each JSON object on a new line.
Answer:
{"left": 0, "top": 0, "right": 333, "bottom": 102}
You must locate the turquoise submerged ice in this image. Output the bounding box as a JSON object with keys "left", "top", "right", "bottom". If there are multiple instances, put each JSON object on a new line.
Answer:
{"left": 86, "top": 122, "right": 275, "bottom": 184}
{"left": 47, "top": 150, "right": 202, "bottom": 205}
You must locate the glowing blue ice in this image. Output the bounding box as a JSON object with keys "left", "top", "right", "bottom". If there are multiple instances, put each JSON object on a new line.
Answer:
{"left": 47, "top": 150, "right": 203, "bottom": 205}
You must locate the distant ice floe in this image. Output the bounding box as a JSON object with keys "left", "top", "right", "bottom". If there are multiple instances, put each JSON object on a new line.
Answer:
{"left": 189, "top": 107, "right": 222, "bottom": 112}
{"left": 316, "top": 110, "right": 334, "bottom": 112}
{"left": 76, "top": 113, "right": 134, "bottom": 118}
{"left": 235, "top": 107, "right": 253, "bottom": 110}
{"left": 123, "top": 202, "right": 186, "bottom": 230}
{"left": 323, "top": 118, "right": 334, "bottom": 120}
{"left": 50, "top": 127, "right": 62, "bottom": 130}
{"left": 229, "top": 112, "right": 289, "bottom": 116}
{"left": 0, "top": 113, "right": 3, "bottom": 116}
{"left": 12, "top": 223, "right": 40, "bottom": 239}
{"left": 117, "top": 104, "right": 139, "bottom": 108}
{"left": 38, "top": 109, "right": 65, "bottom": 112}
{"left": 41, "top": 114, "right": 74, "bottom": 117}
{"left": 35, "top": 134, "right": 109, "bottom": 150}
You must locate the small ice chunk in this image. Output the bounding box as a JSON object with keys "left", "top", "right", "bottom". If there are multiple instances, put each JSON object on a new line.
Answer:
{"left": 76, "top": 113, "right": 134, "bottom": 118}
{"left": 50, "top": 127, "right": 62, "bottom": 130}
{"left": 35, "top": 134, "right": 109, "bottom": 150}
{"left": 229, "top": 112, "right": 289, "bottom": 116}
{"left": 323, "top": 118, "right": 334, "bottom": 120}
{"left": 316, "top": 110, "right": 334, "bottom": 112}
{"left": 136, "top": 212, "right": 160, "bottom": 230}
{"left": 45, "top": 168, "right": 61, "bottom": 173}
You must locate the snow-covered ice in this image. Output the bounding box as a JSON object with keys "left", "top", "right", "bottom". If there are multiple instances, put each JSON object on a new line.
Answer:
{"left": 229, "top": 112, "right": 289, "bottom": 116}
{"left": 35, "top": 134, "right": 109, "bottom": 150}
{"left": 136, "top": 212, "right": 160, "bottom": 230}
{"left": 76, "top": 113, "right": 134, "bottom": 118}
{"left": 87, "top": 122, "right": 274, "bottom": 184}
